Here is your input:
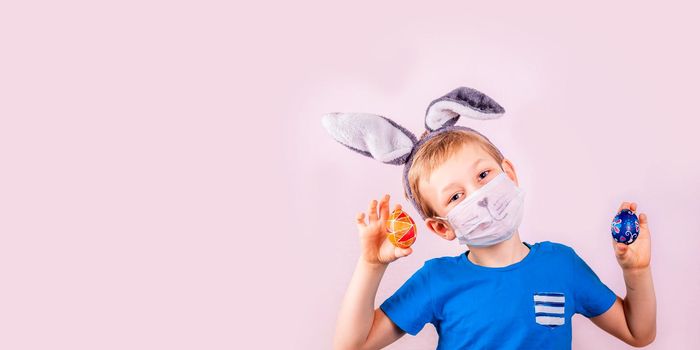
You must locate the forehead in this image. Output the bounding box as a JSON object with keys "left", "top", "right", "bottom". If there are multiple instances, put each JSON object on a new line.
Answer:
{"left": 418, "top": 142, "right": 491, "bottom": 194}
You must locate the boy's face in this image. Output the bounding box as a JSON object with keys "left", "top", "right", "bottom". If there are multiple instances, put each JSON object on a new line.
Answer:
{"left": 419, "top": 142, "right": 519, "bottom": 241}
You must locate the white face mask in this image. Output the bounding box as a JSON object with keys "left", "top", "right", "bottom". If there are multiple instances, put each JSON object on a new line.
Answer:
{"left": 433, "top": 172, "right": 525, "bottom": 247}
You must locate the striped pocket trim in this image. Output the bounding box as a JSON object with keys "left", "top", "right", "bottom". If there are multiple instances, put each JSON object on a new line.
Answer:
{"left": 533, "top": 292, "right": 565, "bottom": 326}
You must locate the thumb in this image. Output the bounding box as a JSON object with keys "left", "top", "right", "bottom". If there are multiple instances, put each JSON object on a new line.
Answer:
{"left": 395, "top": 247, "right": 413, "bottom": 258}
{"left": 639, "top": 213, "right": 650, "bottom": 233}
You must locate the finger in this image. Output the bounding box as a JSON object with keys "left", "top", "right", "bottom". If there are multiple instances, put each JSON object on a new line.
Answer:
{"left": 395, "top": 246, "right": 412, "bottom": 258}
{"left": 393, "top": 203, "right": 402, "bottom": 212}
{"left": 614, "top": 242, "right": 629, "bottom": 258}
{"left": 630, "top": 202, "right": 638, "bottom": 213}
{"left": 368, "top": 199, "right": 378, "bottom": 222}
{"left": 356, "top": 212, "right": 366, "bottom": 227}
{"left": 379, "top": 194, "right": 390, "bottom": 222}
{"left": 617, "top": 201, "right": 631, "bottom": 214}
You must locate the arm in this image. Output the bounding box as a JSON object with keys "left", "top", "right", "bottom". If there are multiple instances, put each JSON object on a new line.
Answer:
{"left": 333, "top": 258, "right": 406, "bottom": 350}
{"left": 591, "top": 202, "right": 656, "bottom": 347}
{"left": 333, "top": 194, "right": 413, "bottom": 350}
{"left": 590, "top": 267, "right": 656, "bottom": 347}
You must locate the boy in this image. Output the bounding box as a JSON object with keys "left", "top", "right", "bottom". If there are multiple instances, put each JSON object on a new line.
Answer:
{"left": 323, "top": 86, "right": 656, "bottom": 349}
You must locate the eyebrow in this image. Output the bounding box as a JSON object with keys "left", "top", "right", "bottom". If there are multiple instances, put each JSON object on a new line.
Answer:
{"left": 440, "top": 158, "right": 488, "bottom": 194}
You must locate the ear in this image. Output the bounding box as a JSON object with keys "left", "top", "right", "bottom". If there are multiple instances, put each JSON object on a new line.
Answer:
{"left": 501, "top": 158, "right": 519, "bottom": 187}
{"left": 425, "top": 217, "right": 456, "bottom": 241}
{"left": 424, "top": 86, "right": 506, "bottom": 132}
{"left": 321, "top": 112, "right": 418, "bottom": 165}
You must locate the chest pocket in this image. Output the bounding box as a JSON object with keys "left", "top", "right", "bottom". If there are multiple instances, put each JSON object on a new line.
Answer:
{"left": 533, "top": 292, "right": 566, "bottom": 327}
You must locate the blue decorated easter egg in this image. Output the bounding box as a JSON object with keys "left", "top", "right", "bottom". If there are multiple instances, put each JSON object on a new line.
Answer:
{"left": 611, "top": 209, "right": 640, "bottom": 245}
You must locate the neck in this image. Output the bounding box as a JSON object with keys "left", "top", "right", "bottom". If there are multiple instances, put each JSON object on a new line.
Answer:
{"left": 466, "top": 230, "right": 530, "bottom": 267}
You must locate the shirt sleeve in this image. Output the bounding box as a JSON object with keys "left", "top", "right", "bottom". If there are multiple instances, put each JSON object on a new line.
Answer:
{"left": 569, "top": 247, "right": 618, "bottom": 318}
{"left": 379, "top": 261, "right": 434, "bottom": 336}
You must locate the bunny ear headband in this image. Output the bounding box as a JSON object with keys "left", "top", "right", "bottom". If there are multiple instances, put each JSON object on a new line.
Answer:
{"left": 321, "top": 86, "right": 506, "bottom": 220}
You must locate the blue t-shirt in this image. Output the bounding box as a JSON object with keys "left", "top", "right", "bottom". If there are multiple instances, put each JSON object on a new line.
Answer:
{"left": 379, "top": 241, "right": 617, "bottom": 349}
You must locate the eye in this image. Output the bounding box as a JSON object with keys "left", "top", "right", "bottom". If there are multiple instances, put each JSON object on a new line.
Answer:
{"left": 447, "top": 170, "right": 491, "bottom": 204}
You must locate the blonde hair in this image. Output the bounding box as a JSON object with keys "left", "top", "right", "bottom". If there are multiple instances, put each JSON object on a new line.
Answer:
{"left": 406, "top": 129, "right": 505, "bottom": 218}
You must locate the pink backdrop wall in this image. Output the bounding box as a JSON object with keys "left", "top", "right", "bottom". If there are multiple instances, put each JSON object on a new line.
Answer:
{"left": 1, "top": 1, "right": 698, "bottom": 349}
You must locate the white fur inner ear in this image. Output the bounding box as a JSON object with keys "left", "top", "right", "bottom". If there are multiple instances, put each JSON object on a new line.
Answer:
{"left": 425, "top": 100, "right": 503, "bottom": 131}
{"left": 321, "top": 112, "right": 415, "bottom": 163}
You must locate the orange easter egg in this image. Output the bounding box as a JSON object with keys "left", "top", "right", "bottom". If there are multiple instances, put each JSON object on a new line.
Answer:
{"left": 386, "top": 209, "right": 417, "bottom": 249}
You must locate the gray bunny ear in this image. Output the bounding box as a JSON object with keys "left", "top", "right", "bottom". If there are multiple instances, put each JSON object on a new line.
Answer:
{"left": 424, "top": 86, "right": 505, "bottom": 132}
{"left": 321, "top": 112, "right": 418, "bottom": 165}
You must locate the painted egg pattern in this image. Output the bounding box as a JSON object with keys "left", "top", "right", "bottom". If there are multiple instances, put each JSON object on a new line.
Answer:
{"left": 611, "top": 209, "right": 640, "bottom": 245}
{"left": 386, "top": 209, "right": 417, "bottom": 249}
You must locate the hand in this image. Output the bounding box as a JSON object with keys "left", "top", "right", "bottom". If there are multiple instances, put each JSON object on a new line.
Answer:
{"left": 612, "top": 202, "right": 651, "bottom": 271}
{"left": 356, "top": 194, "right": 413, "bottom": 265}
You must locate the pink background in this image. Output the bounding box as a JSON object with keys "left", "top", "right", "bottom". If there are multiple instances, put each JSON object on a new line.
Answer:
{"left": 1, "top": 1, "right": 698, "bottom": 349}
